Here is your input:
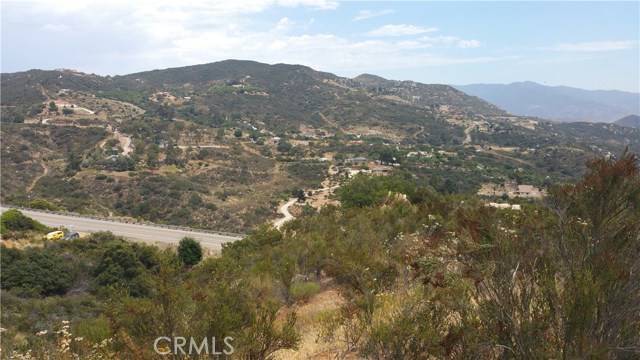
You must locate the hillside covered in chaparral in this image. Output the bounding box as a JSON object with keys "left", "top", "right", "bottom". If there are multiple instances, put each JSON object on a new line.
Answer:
{"left": 1, "top": 59, "right": 639, "bottom": 358}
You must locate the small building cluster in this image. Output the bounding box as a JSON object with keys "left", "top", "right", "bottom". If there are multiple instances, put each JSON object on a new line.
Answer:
{"left": 487, "top": 202, "right": 521, "bottom": 210}
{"left": 340, "top": 157, "right": 394, "bottom": 178}
{"left": 478, "top": 181, "right": 546, "bottom": 199}
{"left": 406, "top": 150, "right": 433, "bottom": 158}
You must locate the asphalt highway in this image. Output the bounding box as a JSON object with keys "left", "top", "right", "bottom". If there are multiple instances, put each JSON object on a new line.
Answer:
{"left": 1, "top": 207, "right": 243, "bottom": 250}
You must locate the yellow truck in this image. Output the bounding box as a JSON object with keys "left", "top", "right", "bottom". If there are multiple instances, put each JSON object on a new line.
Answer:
{"left": 45, "top": 230, "right": 64, "bottom": 241}
{"left": 45, "top": 230, "right": 80, "bottom": 241}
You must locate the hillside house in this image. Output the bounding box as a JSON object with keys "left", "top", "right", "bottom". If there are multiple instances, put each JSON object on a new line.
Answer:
{"left": 54, "top": 100, "right": 74, "bottom": 108}
{"left": 369, "top": 163, "right": 393, "bottom": 176}
{"left": 512, "top": 185, "right": 545, "bottom": 198}
{"left": 344, "top": 157, "right": 368, "bottom": 166}
{"left": 487, "top": 202, "right": 521, "bottom": 210}
{"left": 407, "top": 151, "right": 433, "bottom": 158}
{"left": 344, "top": 168, "right": 371, "bottom": 178}
{"left": 478, "top": 181, "right": 546, "bottom": 199}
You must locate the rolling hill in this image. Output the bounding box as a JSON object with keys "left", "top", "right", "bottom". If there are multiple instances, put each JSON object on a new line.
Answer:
{"left": 615, "top": 114, "right": 640, "bottom": 128}
{"left": 1, "top": 60, "right": 639, "bottom": 232}
{"left": 1, "top": 60, "right": 502, "bottom": 132}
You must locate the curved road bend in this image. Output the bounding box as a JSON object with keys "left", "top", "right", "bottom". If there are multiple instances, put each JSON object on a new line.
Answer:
{"left": 273, "top": 185, "right": 341, "bottom": 229}
{"left": 273, "top": 198, "right": 297, "bottom": 229}
{"left": 0, "top": 207, "right": 242, "bottom": 250}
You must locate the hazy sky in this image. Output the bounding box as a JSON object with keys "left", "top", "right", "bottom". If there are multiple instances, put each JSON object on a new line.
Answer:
{"left": 2, "top": 1, "right": 639, "bottom": 91}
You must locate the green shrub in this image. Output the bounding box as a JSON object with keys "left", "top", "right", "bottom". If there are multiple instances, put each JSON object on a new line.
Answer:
{"left": 0, "top": 247, "right": 75, "bottom": 297}
{"left": 277, "top": 140, "right": 293, "bottom": 153}
{"left": 337, "top": 174, "right": 417, "bottom": 208}
{"left": 290, "top": 281, "right": 321, "bottom": 303}
{"left": 177, "top": 237, "right": 203, "bottom": 266}
{"left": 93, "top": 242, "right": 155, "bottom": 297}
{"left": 26, "top": 199, "right": 61, "bottom": 211}
{"left": 286, "top": 162, "right": 328, "bottom": 185}
{"left": 188, "top": 193, "right": 203, "bottom": 208}
{"left": 97, "top": 155, "right": 135, "bottom": 172}
{"left": 0, "top": 209, "right": 48, "bottom": 234}
{"left": 73, "top": 316, "right": 111, "bottom": 343}
{"left": 237, "top": 304, "right": 300, "bottom": 359}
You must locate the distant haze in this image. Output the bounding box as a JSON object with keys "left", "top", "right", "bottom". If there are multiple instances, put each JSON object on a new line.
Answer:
{"left": 2, "top": 1, "right": 638, "bottom": 92}
{"left": 455, "top": 82, "right": 640, "bottom": 123}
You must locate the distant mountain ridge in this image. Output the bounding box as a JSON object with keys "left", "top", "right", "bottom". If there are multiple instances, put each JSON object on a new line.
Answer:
{"left": 2, "top": 60, "right": 639, "bottom": 153}
{"left": 615, "top": 114, "right": 640, "bottom": 128}
{"left": 455, "top": 81, "right": 640, "bottom": 123}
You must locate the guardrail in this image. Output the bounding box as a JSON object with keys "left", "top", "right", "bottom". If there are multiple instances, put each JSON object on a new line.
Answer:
{"left": 1, "top": 205, "right": 245, "bottom": 239}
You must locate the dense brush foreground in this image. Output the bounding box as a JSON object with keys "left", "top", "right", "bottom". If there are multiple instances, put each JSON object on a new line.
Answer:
{"left": 2, "top": 152, "right": 639, "bottom": 359}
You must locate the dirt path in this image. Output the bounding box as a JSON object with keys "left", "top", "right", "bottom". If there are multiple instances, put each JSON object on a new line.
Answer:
{"left": 110, "top": 98, "right": 145, "bottom": 114}
{"left": 273, "top": 165, "right": 341, "bottom": 228}
{"left": 240, "top": 142, "right": 262, "bottom": 156}
{"left": 273, "top": 288, "right": 346, "bottom": 359}
{"left": 482, "top": 149, "right": 534, "bottom": 167}
{"left": 177, "top": 144, "right": 228, "bottom": 150}
{"left": 306, "top": 184, "right": 340, "bottom": 209}
{"left": 27, "top": 162, "right": 49, "bottom": 192}
{"left": 273, "top": 198, "right": 297, "bottom": 229}
{"left": 71, "top": 106, "right": 95, "bottom": 115}
{"left": 99, "top": 129, "right": 134, "bottom": 155}
{"left": 319, "top": 112, "right": 340, "bottom": 130}
{"left": 38, "top": 84, "right": 50, "bottom": 101}
{"left": 113, "top": 130, "right": 133, "bottom": 155}
{"left": 463, "top": 124, "right": 473, "bottom": 144}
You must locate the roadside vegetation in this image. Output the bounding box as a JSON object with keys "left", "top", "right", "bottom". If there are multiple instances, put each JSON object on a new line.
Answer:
{"left": 2, "top": 152, "right": 638, "bottom": 358}
{"left": 1, "top": 209, "right": 49, "bottom": 234}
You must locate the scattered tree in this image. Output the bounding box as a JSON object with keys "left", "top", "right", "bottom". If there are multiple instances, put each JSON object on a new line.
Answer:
{"left": 177, "top": 237, "right": 203, "bottom": 267}
{"left": 277, "top": 140, "right": 293, "bottom": 153}
{"left": 293, "top": 189, "right": 306, "bottom": 202}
